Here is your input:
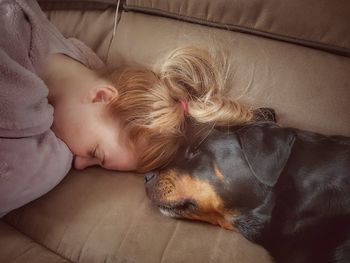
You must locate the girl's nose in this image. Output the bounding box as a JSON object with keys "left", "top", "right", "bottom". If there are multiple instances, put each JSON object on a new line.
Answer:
{"left": 74, "top": 156, "right": 99, "bottom": 170}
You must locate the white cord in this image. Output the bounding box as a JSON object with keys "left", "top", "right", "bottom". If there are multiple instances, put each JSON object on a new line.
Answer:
{"left": 106, "top": 0, "right": 121, "bottom": 63}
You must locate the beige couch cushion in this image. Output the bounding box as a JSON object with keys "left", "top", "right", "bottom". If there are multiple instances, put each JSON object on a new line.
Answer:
{"left": 45, "top": 8, "right": 116, "bottom": 62}
{"left": 0, "top": 221, "right": 69, "bottom": 263}
{"left": 38, "top": 0, "right": 117, "bottom": 10}
{"left": 124, "top": 0, "right": 350, "bottom": 56}
{"left": 3, "top": 168, "right": 272, "bottom": 263}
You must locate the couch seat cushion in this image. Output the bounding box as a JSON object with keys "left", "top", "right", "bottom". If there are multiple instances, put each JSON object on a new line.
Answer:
{"left": 0, "top": 221, "right": 69, "bottom": 263}
{"left": 3, "top": 168, "right": 272, "bottom": 262}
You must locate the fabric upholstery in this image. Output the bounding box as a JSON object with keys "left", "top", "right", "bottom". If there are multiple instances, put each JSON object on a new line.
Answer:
{"left": 124, "top": 0, "right": 350, "bottom": 56}
{"left": 0, "top": 221, "right": 69, "bottom": 263}
{"left": 45, "top": 8, "right": 116, "bottom": 62}
{"left": 3, "top": 168, "right": 272, "bottom": 263}
{"left": 38, "top": 0, "right": 118, "bottom": 10}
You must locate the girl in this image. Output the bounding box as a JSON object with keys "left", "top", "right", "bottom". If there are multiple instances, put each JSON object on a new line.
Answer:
{"left": 0, "top": 0, "right": 253, "bottom": 216}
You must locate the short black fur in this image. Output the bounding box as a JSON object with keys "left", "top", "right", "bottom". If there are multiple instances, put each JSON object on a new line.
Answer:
{"left": 157, "top": 121, "right": 350, "bottom": 263}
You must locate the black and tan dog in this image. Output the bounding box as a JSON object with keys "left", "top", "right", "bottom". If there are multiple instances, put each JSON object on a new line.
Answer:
{"left": 144, "top": 121, "right": 350, "bottom": 263}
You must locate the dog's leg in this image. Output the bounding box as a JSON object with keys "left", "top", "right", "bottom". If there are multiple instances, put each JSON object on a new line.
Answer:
{"left": 234, "top": 192, "right": 275, "bottom": 243}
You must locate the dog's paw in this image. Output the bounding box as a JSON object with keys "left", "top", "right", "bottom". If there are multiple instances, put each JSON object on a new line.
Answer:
{"left": 234, "top": 212, "right": 270, "bottom": 243}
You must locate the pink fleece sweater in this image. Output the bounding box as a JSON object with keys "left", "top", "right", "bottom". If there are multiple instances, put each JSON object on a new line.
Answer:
{"left": 0, "top": 0, "right": 104, "bottom": 217}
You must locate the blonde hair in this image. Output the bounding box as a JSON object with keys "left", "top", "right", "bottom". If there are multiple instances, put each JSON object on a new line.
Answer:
{"left": 104, "top": 46, "right": 253, "bottom": 172}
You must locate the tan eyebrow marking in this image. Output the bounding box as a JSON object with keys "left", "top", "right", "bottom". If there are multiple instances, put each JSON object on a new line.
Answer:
{"left": 213, "top": 161, "right": 225, "bottom": 181}
{"left": 158, "top": 171, "right": 224, "bottom": 207}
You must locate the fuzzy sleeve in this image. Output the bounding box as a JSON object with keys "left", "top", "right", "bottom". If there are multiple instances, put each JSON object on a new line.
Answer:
{"left": 0, "top": 0, "right": 73, "bottom": 217}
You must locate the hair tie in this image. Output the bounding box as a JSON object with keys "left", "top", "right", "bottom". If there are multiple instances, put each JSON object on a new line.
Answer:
{"left": 179, "top": 99, "right": 189, "bottom": 114}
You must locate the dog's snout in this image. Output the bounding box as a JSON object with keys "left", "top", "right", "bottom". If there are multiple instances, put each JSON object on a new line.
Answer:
{"left": 144, "top": 171, "right": 159, "bottom": 184}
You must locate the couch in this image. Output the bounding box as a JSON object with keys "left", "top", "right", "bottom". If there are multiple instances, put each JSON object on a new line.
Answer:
{"left": 1, "top": 0, "right": 349, "bottom": 262}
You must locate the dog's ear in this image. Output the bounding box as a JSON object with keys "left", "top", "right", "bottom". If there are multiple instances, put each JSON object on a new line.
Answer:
{"left": 237, "top": 123, "right": 296, "bottom": 187}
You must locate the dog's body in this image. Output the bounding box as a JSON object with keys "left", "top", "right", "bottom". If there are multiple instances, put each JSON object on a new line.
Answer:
{"left": 145, "top": 122, "right": 350, "bottom": 263}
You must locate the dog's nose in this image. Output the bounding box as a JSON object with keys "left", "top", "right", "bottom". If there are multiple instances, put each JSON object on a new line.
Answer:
{"left": 144, "top": 171, "right": 159, "bottom": 184}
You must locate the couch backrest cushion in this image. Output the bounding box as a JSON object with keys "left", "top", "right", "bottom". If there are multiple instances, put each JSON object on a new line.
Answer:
{"left": 124, "top": 0, "right": 350, "bottom": 56}
{"left": 38, "top": 0, "right": 118, "bottom": 10}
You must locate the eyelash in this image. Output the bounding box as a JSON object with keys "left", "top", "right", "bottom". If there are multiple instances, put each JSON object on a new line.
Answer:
{"left": 91, "top": 147, "right": 98, "bottom": 159}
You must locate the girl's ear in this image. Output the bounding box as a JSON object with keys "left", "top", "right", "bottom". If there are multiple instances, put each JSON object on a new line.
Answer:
{"left": 89, "top": 84, "right": 118, "bottom": 103}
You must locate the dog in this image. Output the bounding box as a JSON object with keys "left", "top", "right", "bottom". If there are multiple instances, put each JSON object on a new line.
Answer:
{"left": 144, "top": 121, "right": 350, "bottom": 263}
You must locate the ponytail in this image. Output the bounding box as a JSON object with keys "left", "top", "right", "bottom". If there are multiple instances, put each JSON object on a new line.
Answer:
{"left": 157, "top": 46, "right": 253, "bottom": 125}
{"left": 104, "top": 46, "right": 253, "bottom": 172}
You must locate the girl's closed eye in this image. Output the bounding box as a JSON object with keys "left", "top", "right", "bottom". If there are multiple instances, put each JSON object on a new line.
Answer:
{"left": 91, "top": 146, "right": 98, "bottom": 159}
{"left": 91, "top": 145, "right": 105, "bottom": 166}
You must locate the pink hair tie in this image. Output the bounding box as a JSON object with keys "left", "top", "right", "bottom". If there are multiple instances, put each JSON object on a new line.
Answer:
{"left": 179, "top": 99, "right": 189, "bottom": 114}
